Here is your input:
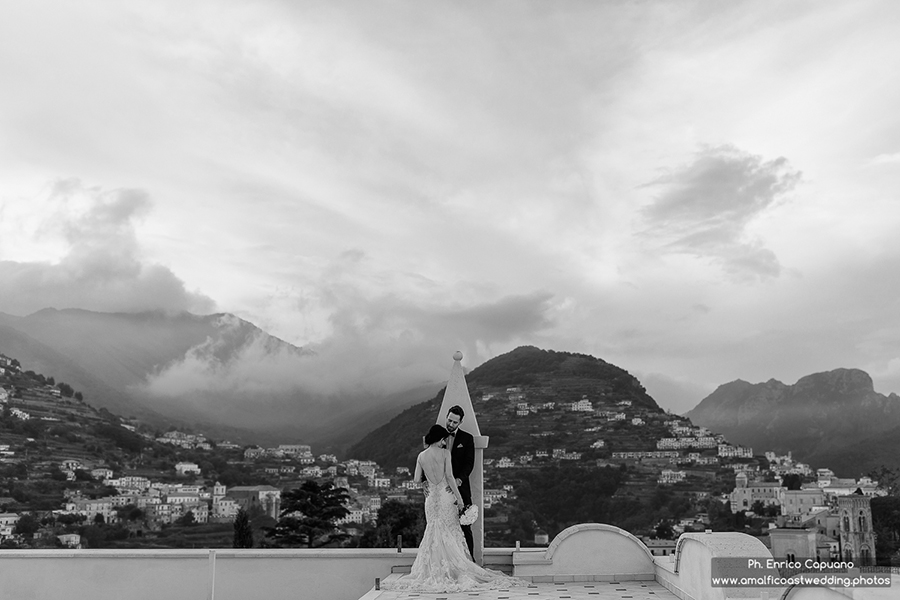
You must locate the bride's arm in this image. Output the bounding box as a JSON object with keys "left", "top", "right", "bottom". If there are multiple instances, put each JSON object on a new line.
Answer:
{"left": 414, "top": 455, "right": 426, "bottom": 490}
{"left": 445, "top": 451, "right": 464, "bottom": 506}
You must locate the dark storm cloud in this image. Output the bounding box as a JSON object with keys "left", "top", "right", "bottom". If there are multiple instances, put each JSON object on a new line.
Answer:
{"left": 642, "top": 146, "right": 801, "bottom": 279}
{"left": 0, "top": 179, "right": 215, "bottom": 316}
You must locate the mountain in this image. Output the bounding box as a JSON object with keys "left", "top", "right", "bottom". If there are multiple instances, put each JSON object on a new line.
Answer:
{"left": 810, "top": 424, "right": 900, "bottom": 478}
{"left": 684, "top": 368, "right": 900, "bottom": 475}
{"left": 347, "top": 345, "right": 667, "bottom": 470}
{"left": 0, "top": 322, "right": 142, "bottom": 416}
{"left": 0, "top": 308, "right": 440, "bottom": 451}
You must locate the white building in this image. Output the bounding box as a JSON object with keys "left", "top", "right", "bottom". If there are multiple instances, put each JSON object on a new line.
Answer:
{"left": 182, "top": 502, "right": 209, "bottom": 524}
{"left": 175, "top": 462, "right": 201, "bottom": 476}
{"left": 243, "top": 447, "right": 265, "bottom": 459}
{"left": 278, "top": 444, "right": 312, "bottom": 456}
{"left": 10, "top": 408, "right": 30, "bottom": 420}
{"left": 718, "top": 445, "right": 753, "bottom": 458}
{"left": 0, "top": 513, "right": 19, "bottom": 539}
{"left": 212, "top": 498, "right": 240, "bottom": 521}
{"left": 484, "top": 489, "right": 508, "bottom": 504}
{"left": 91, "top": 468, "right": 114, "bottom": 480}
{"left": 658, "top": 470, "right": 686, "bottom": 485}
{"left": 571, "top": 399, "right": 593, "bottom": 412}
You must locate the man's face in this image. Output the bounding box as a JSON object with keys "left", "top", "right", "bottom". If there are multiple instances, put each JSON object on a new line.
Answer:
{"left": 446, "top": 412, "right": 461, "bottom": 433}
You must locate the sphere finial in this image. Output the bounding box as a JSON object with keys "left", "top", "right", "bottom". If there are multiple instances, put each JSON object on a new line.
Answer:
{"left": 453, "top": 350, "right": 463, "bottom": 361}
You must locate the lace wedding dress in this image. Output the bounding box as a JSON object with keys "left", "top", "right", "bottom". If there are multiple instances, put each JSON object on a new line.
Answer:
{"left": 382, "top": 446, "right": 525, "bottom": 593}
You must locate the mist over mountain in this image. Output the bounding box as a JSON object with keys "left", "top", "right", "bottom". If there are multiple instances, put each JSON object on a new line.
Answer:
{"left": 0, "top": 321, "right": 138, "bottom": 414}
{"left": 685, "top": 368, "right": 900, "bottom": 475}
{"left": 0, "top": 308, "right": 441, "bottom": 451}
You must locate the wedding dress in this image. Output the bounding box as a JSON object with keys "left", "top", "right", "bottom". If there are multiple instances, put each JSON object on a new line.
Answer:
{"left": 382, "top": 445, "right": 525, "bottom": 593}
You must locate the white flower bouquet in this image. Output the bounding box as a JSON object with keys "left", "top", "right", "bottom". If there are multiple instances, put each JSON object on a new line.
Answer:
{"left": 459, "top": 504, "right": 478, "bottom": 526}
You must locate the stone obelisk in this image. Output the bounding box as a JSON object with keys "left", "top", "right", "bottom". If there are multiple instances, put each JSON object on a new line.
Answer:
{"left": 435, "top": 351, "right": 488, "bottom": 565}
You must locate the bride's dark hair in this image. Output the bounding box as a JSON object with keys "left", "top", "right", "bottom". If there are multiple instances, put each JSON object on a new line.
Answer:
{"left": 424, "top": 424, "right": 450, "bottom": 446}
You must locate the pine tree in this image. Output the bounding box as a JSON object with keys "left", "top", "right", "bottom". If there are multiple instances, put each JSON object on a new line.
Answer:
{"left": 266, "top": 480, "right": 350, "bottom": 548}
{"left": 233, "top": 508, "right": 254, "bottom": 548}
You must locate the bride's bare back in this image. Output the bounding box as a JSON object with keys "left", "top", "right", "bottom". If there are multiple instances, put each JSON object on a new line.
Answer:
{"left": 417, "top": 446, "right": 451, "bottom": 486}
{"left": 415, "top": 445, "right": 463, "bottom": 507}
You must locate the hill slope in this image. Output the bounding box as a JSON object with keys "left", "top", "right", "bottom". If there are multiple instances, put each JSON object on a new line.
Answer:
{"left": 348, "top": 346, "right": 667, "bottom": 470}
{"left": 0, "top": 309, "right": 438, "bottom": 449}
{"left": 0, "top": 322, "right": 148, "bottom": 418}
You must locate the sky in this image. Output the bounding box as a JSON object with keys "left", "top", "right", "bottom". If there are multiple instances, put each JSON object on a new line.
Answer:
{"left": 1, "top": 1, "right": 899, "bottom": 415}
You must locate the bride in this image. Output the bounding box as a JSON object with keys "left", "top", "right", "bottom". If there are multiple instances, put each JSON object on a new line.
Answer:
{"left": 382, "top": 424, "right": 526, "bottom": 593}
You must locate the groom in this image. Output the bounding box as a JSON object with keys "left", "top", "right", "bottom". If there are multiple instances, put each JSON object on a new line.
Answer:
{"left": 445, "top": 404, "right": 475, "bottom": 559}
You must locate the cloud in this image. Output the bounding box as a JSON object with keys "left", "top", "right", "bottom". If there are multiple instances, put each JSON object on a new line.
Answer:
{"left": 637, "top": 371, "right": 716, "bottom": 416}
{"left": 139, "top": 285, "right": 556, "bottom": 404}
{"left": 868, "top": 152, "right": 900, "bottom": 166}
{"left": 298, "top": 287, "right": 557, "bottom": 396}
{"left": 641, "top": 146, "right": 801, "bottom": 279}
{"left": 0, "top": 179, "right": 215, "bottom": 315}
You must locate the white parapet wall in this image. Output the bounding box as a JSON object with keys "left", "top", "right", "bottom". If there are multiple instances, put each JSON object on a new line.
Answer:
{"left": 654, "top": 532, "right": 782, "bottom": 600}
{"left": 0, "top": 548, "right": 416, "bottom": 600}
{"left": 512, "top": 523, "right": 656, "bottom": 582}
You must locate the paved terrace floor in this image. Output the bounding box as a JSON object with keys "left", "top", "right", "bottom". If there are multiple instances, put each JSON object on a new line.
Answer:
{"left": 371, "top": 580, "right": 677, "bottom": 600}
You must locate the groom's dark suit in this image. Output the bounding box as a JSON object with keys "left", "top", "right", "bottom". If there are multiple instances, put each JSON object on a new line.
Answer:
{"left": 449, "top": 427, "right": 475, "bottom": 558}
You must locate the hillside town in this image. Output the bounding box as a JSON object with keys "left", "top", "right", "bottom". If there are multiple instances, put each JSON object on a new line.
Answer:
{"left": 0, "top": 352, "right": 891, "bottom": 565}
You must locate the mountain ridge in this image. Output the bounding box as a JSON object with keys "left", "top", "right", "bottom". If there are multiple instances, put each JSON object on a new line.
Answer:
{"left": 685, "top": 368, "right": 900, "bottom": 475}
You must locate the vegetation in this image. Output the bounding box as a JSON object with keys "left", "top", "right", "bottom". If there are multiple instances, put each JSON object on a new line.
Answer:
{"left": 265, "top": 481, "right": 350, "bottom": 548}
{"left": 358, "top": 500, "right": 424, "bottom": 548}
{"left": 233, "top": 508, "right": 254, "bottom": 548}
{"left": 92, "top": 423, "right": 145, "bottom": 454}
{"left": 871, "top": 496, "right": 900, "bottom": 566}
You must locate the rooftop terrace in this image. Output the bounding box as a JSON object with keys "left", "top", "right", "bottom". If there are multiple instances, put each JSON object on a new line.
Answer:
{"left": 367, "top": 579, "right": 675, "bottom": 600}
{"left": 2, "top": 523, "right": 896, "bottom": 600}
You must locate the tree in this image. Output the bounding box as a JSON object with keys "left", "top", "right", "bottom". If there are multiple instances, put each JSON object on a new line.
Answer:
{"left": 233, "top": 508, "right": 254, "bottom": 548}
{"left": 871, "top": 496, "right": 900, "bottom": 566}
{"left": 266, "top": 480, "right": 350, "bottom": 548}
{"left": 654, "top": 521, "right": 675, "bottom": 540}
{"left": 359, "top": 500, "right": 424, "bottom": 548}
{"left": 14, "top": 513, "right": 40, "bottom": 536}
{"left": 705, "top": 499, "right": 735, "bottom": 532}
{"left": 57, "top": 513, "right": 86, "bottom": 526}
{"left": 782, "top": 474, "right": 803, "bottom": 491}
{"left": 176, "top": 511, "right": 196, "bottom": 527}
{"left": 869, "top": 465, "right": 900, "bottom": 496}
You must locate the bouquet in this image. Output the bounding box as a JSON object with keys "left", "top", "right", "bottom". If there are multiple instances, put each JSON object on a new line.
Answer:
{"left": 459, "top": 504, "right": 479, "bottom": 526}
